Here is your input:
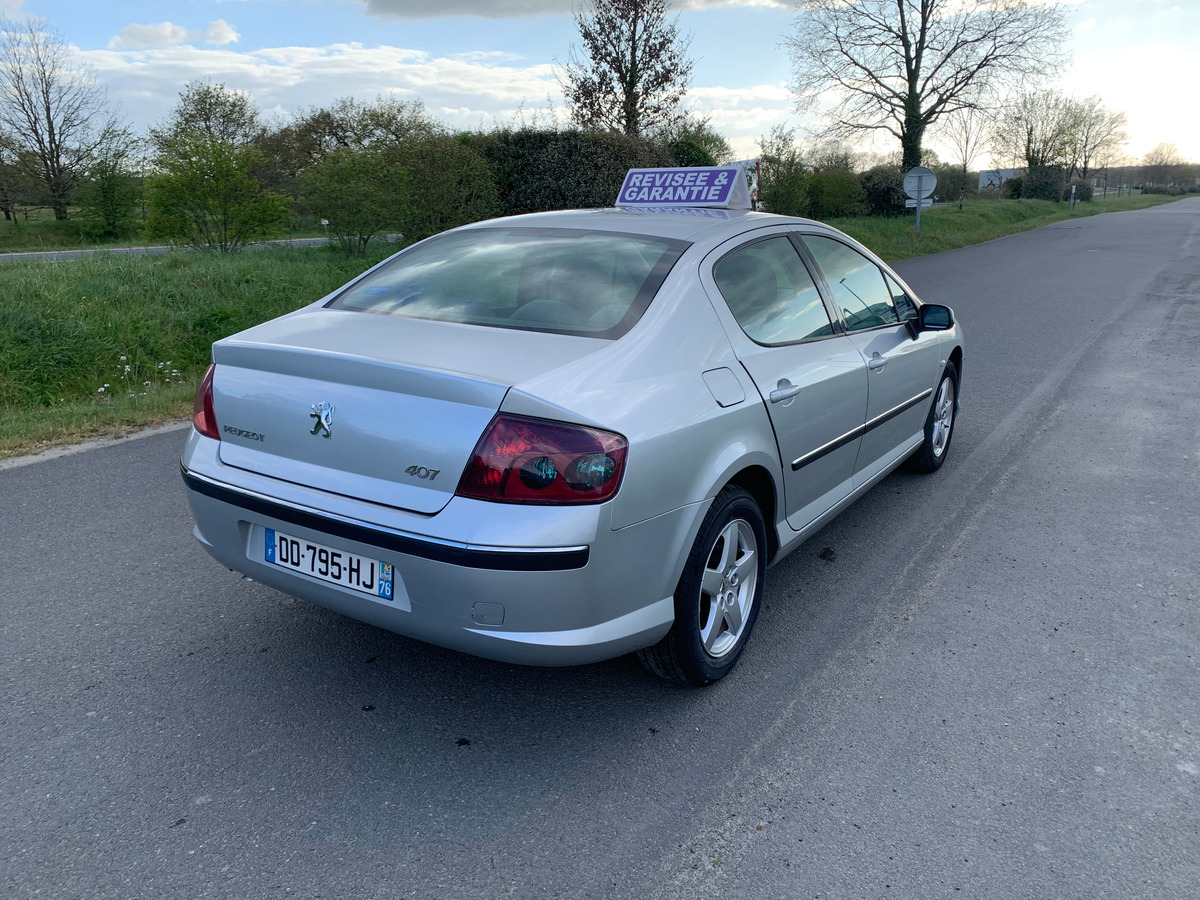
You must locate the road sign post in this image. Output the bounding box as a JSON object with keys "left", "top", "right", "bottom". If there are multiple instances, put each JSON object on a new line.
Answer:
{"left": 904, "top": 166, "right": 937, "bottom": 235}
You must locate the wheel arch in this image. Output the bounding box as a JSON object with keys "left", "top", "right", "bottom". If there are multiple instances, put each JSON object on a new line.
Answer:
{"left": 724, "top": 464, "right": 780, "bottom": 564}
{"left": 948, "top": 344, "right": 963, "bottom": 389}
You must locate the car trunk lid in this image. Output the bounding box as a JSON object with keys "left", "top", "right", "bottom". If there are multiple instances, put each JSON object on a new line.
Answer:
{"left": 211, "top": 309, "right": 601, "bottom": 515}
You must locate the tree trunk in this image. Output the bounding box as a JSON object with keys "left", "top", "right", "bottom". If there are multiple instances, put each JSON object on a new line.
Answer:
{"left": 900, "top": 127, "right": 924, "bottom": 170}
{"left": 901, "top": 97, "right": 925, "bottom": 170}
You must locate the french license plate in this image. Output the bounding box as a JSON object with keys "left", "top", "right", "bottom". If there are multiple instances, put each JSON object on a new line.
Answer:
{"left": 265, "top": 528, "right": 394, "bottom": 601}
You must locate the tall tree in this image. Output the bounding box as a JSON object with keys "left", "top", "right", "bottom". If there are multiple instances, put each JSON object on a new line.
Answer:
{"left": 147, "top": 83, "right": 287, "bottom": 251}
{"left": 561, "top": 0, "right": 693, "bottom": 137}
{"left": 149, "top": 81, "right": 260, "bottom": 155}
{"left": 787, "top": 0, "right": 1068, "bottom": 170}
{"left": 0, "top": 16, "right": 123, "bottom": 219}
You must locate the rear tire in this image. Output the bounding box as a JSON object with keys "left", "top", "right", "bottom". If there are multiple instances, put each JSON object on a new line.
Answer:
{"left": 910, "top": 362, "right": 958, "bottom": 473}
{"left": 638, "top": 486, "right": 767, "bottom": 686}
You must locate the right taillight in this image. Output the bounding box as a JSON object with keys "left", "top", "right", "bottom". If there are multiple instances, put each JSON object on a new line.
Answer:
{"left": 193, "top": 363, "right": 219, "bottom": 440}
{"left": 456, "top": 414, "right": 628, "bottom": 504}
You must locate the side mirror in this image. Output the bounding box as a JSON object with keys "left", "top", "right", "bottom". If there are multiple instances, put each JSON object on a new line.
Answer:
{"left": 918, "top": 304, "right": 953, "bottom": 331}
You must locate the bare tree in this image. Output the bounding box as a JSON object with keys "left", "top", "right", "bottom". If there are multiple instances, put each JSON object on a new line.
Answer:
{"left": 560, "top": 0, "right": 693, "bottom": 137}
{"left": 941, "top": 106, "right": 990, "bottom": 205}
{"left": 991, "top": 89, "right": 1080, "bottom": 170}
{"left": 1073, "top": 95, "right": 1126, "bottom": 181}
{"left": 1141, "top": 142, "right": 1186, "bottom": 187}
{"left": 787, "top": 0, "right": 1068, "bottom": 170}
{"left": 0, "top": 16, "right": 123, "bottom": 220}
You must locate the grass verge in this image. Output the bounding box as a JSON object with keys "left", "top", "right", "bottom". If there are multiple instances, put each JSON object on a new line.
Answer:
{"left": 1, "top": 245, "right": 391, "bottom": 459}
{"left": 828, "top": 193, "right": 1181, "bottom": 261}
{"left": 0, "top": 194, "right": 1189, "bottom": 459}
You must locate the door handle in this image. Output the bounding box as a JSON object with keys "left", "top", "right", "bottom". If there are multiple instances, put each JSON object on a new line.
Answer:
{"left": 769, "top": 379, "right": 803, "bottom": 404}
{"left": 868, "top": 352, "right": 887, "bottom": 371}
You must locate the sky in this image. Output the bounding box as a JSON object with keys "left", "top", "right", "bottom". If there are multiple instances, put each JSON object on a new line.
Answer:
{"left": 1, "top": 0, "right": 1196, "bottom": 165}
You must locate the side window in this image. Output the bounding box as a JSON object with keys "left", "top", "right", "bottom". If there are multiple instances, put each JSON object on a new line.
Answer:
{"left": 804, "top": 236, "right": 899, "bottom": 333}
{"left": 713, "top": 236, "right": 834, "bottom": 345}
{"left": 885, "top": 273, "right": 918, "bottom": 321}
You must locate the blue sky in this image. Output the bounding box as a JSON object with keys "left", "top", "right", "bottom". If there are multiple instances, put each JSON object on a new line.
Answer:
{"left": 2, "top": 0, "right": 1196, "bottom": 164}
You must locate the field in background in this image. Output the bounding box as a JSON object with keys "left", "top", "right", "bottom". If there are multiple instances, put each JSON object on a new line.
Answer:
{"left": 0, "top": 193, "right": 1187, "bottom": 458}
{"left": 0, "top": 208, "right": 327, "bottom": 253}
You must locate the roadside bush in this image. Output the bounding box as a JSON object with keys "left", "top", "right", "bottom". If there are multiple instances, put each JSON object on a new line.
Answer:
{"left": 1001, "top": 176, "right": 1023, "bottom": 199}
{"left": 1023, "top": 166, "right": 1067, "bottom": 202}
{"left": 393, "top": 136, "right": 498, "bottom": 243}
{"left": 468, "top": 128, "right": 673, "bottom": 216}
{"left": 932, "top": 165, "right": 967, "bottom": 205}
{"left": 804, "top": 169, "right": 867, "bottom": 219}
{"left": 146, "top": 139, "right": 290, "bottom": 251}
{"left": 1067, "top": 178, "right": 1093, "bottom": 203}
{"left": 301, "top": 148, "right": 410, "bottom": 255}
{"left": 859, "top": 165, "right": 906, "bottom": 216}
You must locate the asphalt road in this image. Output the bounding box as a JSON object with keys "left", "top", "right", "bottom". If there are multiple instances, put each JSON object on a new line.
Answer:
{"left": 3, "top": 199, "right": 1198, "bottom": 899}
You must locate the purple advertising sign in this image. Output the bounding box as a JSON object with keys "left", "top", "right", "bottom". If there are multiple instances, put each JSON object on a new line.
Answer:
{"left": 616, "top": 166, "right": 749, "bottom": 209}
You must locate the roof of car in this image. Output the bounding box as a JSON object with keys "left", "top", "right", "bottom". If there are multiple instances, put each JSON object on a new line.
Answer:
{"left": 456, "top": 207, "right": 827, "bottom": 244}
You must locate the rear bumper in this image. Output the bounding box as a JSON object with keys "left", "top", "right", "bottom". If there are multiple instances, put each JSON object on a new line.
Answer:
{"left": 181, "top": 434, "right": 697, "bottom": 666}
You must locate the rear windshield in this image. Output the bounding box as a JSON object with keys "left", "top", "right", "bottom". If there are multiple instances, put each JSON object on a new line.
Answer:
{"left": 328, "top": 227, "right": 689, "bottom": 339}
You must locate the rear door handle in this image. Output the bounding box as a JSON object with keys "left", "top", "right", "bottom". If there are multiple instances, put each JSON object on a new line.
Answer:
{"left": 769, "top": 379, "right": 803, "bottom": 404}
{"left": 868, "top": 352, "right": 887, "bottom": 371}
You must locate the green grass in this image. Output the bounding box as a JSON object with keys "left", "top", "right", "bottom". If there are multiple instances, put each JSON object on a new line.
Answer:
{"left": 0, "top": 193, "right": 1190, "bottom": 459}
{"left": 0, "top": 245, "right": 391, "bottom": 457}
{"left": 827, "top": 193, "right": 1182, "bottom": 262}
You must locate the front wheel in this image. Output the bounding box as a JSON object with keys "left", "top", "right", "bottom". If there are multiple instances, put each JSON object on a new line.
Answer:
{"left": 910, "top": 362, "right": 958, "bottom": 473}
{"left": 638, "top": 485, "right": 767, "bottom": 686}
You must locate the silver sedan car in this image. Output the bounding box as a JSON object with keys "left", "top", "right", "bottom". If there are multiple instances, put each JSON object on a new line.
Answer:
{"left": 182, "top": 196, "right": 962, "bottom": 685}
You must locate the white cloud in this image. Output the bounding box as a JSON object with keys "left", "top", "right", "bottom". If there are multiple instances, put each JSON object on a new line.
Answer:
{"left": 1077, "top": 17, "right": 1097, "bottom": 30}
{"left": 1, "top": 0, "right": 26, "bottom": 18}
{"left": 78, "top": 42, "right": 561, "bottom": 129}
{"left": 203, "top": 20, "right": 240, "bottom": 45}
{"left": 688, "top": 84, "right": 792, "bottom": 106}
{"left": 112, "top": 22, "right": 190, "bottom": 49}
{"left": 110, "top": 20, "right": 240, "bottom": 50}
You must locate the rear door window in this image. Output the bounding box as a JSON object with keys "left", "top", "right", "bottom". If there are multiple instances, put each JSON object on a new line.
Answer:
{"left": 712, "top": 236, "right": 835, "bottom": 345}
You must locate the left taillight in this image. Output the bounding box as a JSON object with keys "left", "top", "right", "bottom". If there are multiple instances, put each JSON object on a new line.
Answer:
{"left": 456, "top": 414, "right": 627, "bottom": 505}
{"left": 193, "top": 363, "right": 219, "bottom": 440}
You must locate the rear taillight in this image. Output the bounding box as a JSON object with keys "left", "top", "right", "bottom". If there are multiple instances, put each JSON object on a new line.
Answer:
{"left": 193, "top": 363, "right": 219, "bottom": 440}
{"left": 456, "top": 414, "right": 627, "bottom": 504}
